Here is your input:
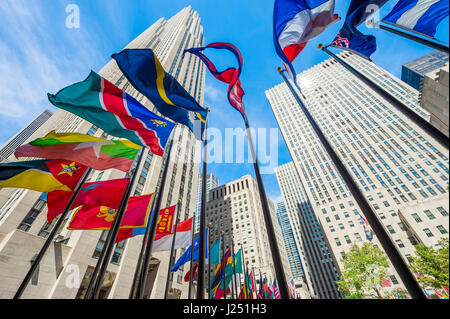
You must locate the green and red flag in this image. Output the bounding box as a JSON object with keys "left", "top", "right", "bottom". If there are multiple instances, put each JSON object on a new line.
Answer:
{"left": 47, "top": 178, "right": 129, "bottom": 223}
{"left": 67, "top": 193, "right": 153, "bottom": 230}
{"left": 15, "top": 131, "right": 140, "bottom": 172}
{"left": 47, "top": 71, "right": 176, "bottom": 156}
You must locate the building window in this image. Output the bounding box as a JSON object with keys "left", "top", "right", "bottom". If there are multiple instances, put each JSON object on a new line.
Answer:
{"left": 17, "top": 195, "right": 47, "bottom": 232}
{"left": 423, "top": 228, "right": 434, "bottom": 237}
{"left": 395, "top": 239, "right": 405, "bottom": 248}
{"left": 386, "top": 225, "right": 396, "bottom": 234}
{"left": 390, "top": 275, "right": 399, "bottom": 285}
{"left": 93, "top": 231, "right": 127, "bottom": 265}
{"left": 335, "top": 238, "right": 341, "bottom": 246}
{"left": 344, "top": 235, "right": 351, "bottom": 244}
{"left": 436, "top": 225, "right": 448, "bottom": 235}
{"left": 412, "top": 213, "right": 422, "bottom": 223}
{"left": 437, "top": 207, "right": 448, "bottom": 216}
{"left": 423, "top": 210, "right": 436, "bottom": 220}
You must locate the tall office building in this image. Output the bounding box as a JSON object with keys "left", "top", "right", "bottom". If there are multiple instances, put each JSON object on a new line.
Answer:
{"left": 275, "top": 202, "right": 304, "bottom": 280}
{"left": 401, "top": 50, "right": 449, "bottom": 91}
{"left": 419, "top": 64, "right": 449, "bottom": 137}
{"left": 267, "top": 51, "right": 449, "bottom": 295}
{"left": 275, "top": 162, "right": 341, "bottom": 299}
{"left": 0, "top": 6, "right": 205, "bottom": 299}
{"left": 206, "top": 175, "right": 292, "bottom": 294}
{"left": 0, "top": 109, "right": 53, "bottom": 161}
{"left": 194, "top": 173, "right": 218, "bottom": 233}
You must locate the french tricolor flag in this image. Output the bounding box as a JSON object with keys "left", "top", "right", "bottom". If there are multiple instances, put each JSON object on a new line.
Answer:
{"left": 273, "top": 0, "right": 339, "bottom": 81}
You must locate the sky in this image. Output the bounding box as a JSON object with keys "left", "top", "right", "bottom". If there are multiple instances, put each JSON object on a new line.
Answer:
{"left": 0, "top": 0, "right": 448, "bottom": 205}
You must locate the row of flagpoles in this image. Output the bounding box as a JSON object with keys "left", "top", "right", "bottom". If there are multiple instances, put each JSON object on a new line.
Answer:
{"left": 1, "top": 0, "right": 448, "bottom": 299}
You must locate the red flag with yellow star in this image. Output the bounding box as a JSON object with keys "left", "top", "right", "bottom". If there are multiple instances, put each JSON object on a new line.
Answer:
{"left": 47, "top": 178, "right": 129, "bottom": 223}
{"left": 67, "top": 193, "right": 153, "bottom": 230}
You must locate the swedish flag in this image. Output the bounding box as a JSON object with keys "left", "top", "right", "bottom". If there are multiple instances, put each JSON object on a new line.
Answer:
{"left": 112, "top": 49, "right": 208, "bottom": 139}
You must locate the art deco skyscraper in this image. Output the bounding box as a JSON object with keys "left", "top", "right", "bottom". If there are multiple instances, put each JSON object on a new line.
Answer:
{"left": 0, "top": 6, "right": 206, "bottom": 299}
{"left": 267, "top": 51, "right": 449, "bottom": 294}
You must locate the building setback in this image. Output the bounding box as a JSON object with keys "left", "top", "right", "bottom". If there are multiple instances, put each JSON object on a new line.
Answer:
{"left": 0, "top": 6, "right": 205, "bottom": 299}
{"left": 275, "top": 162, "right": 341, "bottom": 299}
{"left": 195, "top": 173, "right": 218, "bottom": 234}
{"left": 266, "top": 51, "right": 449, "bottom": 295}
{"left": 206, "top": 175, "right": 292, "bottom": 296}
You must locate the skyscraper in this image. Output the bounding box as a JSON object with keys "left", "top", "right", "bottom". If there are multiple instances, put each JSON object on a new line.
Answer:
{"left": 195, "top": 173, "right": 218, "bottom": 233}
{"left": 0, "top": 109, "right": 52, "bottom": 161}
{"left": 206, "top": 175, "right": 292, "bottom": 295}
{"left": 0, "top": 6, "right": 205, "bottom": 299}
{"left": 267, "top": 51, "right": 449, "bottom": 295}
{"left": 275, "top": 162, "right": 341, "bottom": 299}
{"left": 401, "top": 50, "right": 449, "bottom": 91}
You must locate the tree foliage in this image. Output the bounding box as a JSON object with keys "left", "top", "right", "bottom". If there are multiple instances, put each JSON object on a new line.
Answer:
{"left": 336, "top": 242, "right": 390, "bottom": 299}
{"left": 410, "top": 237, "right": 449, "bottom": 289}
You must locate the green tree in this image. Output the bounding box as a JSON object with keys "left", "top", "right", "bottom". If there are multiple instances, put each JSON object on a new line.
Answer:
{"left": 410, "top": 237, "right": 449, "bottom": 289}
{"left": 336, "top": 242, "right": 390, "bottom": 299}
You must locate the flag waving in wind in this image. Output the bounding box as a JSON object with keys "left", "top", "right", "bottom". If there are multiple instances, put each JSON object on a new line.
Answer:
{"left": 184, "top": 43, "right": 245, "bottom": 118}
{"left": 329, "top": 0, "right": 389, "bottom": 59}
{"left": 382, "top": 0, "right": 449, "bottom": 38}
{"left": 48, "top": 71, "right": 175, "bottom": 156}
{"left": 273, "top": 0, "right": 339, "bottom": 81}
{"left": 112, "top": 49, "right": 208, "bottom": 139}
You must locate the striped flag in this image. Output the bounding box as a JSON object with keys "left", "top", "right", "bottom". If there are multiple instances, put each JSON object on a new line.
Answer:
{"left": 273, "top": 279, "right": 281, "bottom": 299}
{"left": 382, "top": 0, "right": 449, "bottom": 38}
{"left": 48, "top": 71, "right": 176, "bottom": 156}
{"left": 288, "top": 278, "right": 296, "bottom": 299}
{"left": 381, "top": 277, "right": 392, "bottom": 287}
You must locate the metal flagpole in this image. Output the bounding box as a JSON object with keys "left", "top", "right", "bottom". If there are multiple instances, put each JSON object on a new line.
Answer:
{"left": 231, "top": 240, "right": 238, "bottom": 299}
{"left": 207, "top": 222, "right": 213, "bottom": 299}
{"left": 188, "top": 225, "right": 195, "bottom": 299}
{"left": 240, "top": 244, "right": 249, "bottom": 299}
{"left": 164, "top": 200, "right": 182, "bottom": 299}
{"left": 277, "top": 68, "right": 426, "bottom": 299}
{"left": 135, "top": 126, "right": 177, "bottom": 299}
{"left": 242, "top": 105, "right": 290, "bottom": 299}
{"left": 128, "top": 185, "right": 159, "bottom": 298}
{"left": 221, "top": 232, "right": 227, "bottom": 299}
{"left": 374, "top": 21, "right": 449, "bottom": 53}
{"left": 197, "top": 110, "right": 209, "bottom": 299}
{"left": 259, "top": 270, "right": 263, "bottom": 299}
{"left": 318, "top": 44, "right": 449, "bottom": 149}
{"left": 14, "top": 167, "right": 92, "bottom": 299}
{"left": 88, "top": 147, "right": 147, "bottom": 299}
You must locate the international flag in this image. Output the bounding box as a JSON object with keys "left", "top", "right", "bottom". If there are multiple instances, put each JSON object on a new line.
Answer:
{"left": 273, "top": 279, "right": 281, "bottom": 299}
{"left": 433, "top": 288, "right": 448, "bottom": 299}
{"left": 359, "top": 214, "right": 369, "bottom": 225}
{"left": 210, "top": 238, "right": 221, "bottom": 265}
{"left": 170, "top": 228, "right": 209, "bottom": 272}
{"left": 382, "top": 0, "right": 449, "bottom": 38}
{"left": 381, "top": 277, "right": 392, "bottom": 287}
{"left": 47, "top": 178, "right": 129, "bottom": 223}
{"left": 184, "top": 43, "right": 245, "bottom": 117}
{"left": 329, "top": 0, "right": 389, "bottom": 59}
{"left": 289, "top": 278, "right": 296, "bottom": 299}
{"left": 67, "top": 193, "right": 153, "bottom": 230}
{"left": 257, "top": 289, "right": 264, "bottom": 300}
{"left": 111, "top": 49, "right": 208, "bottom": 139}
{"left": 15, "top": 131, "right": 141, "bottom": 172}
{"left": 442, "top": 285, "right": 449, "bottom": 297}
{"left": 263, "top": 277, "right": 270, "bottom": 298}
{"left": 184, "top": 263, "right": 198, "bottom": 282}
{"left": 210, "top": 247, "right": 232, "bottom": 297}
{"left": 273, "top": 0, "right": 339, "bottom": 81}
{"left": 234, "top": 249, "right": 243, "bottom": 274}
{"left": 0, "top": 159, "right": 87, "bottom": 193}
{"left": 114, "top": 205, "right": 179, "bottom": 243}
{"left": 423, "top": 288, "right": 431, "bottom": 299}
{"left": 152, "top": 216, "right": 193, "bottom": 252}
{"left": 47, "top": 71, "right": 176, "bottom": 156}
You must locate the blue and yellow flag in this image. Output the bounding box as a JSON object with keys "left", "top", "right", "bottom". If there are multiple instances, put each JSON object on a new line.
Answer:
{"left": 112, "top": 49, "right": 208, "bottom": 139}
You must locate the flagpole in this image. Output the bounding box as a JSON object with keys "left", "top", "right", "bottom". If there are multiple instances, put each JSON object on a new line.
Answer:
{"left": 14, "top": 167, "right": 92, "bottom": 299}
{"left": 231, "top": 240, "right": 237, "bottom": 299}
{"left": 188, "top": 224, "right": 195, "bottom": 299}
{"left": 128, "top": 185, "right": 159, "bottom": 298}
{"left": 197, "top": 110, "right": 209, "bottom": 299}
{"left": 259, "top": 269, "right": 263, "bottom": 300}
{"left": 207, "top": 222, "right": 213, "bottom": 300}
{"left": 87, "top": 147, "right": 147, "bottom": 299}
{"left": 134, "top": 126, "right": 177, "bottom": 299}
{"left": 374, "top": 21, "right": 449, "bottom": 53}
{"left": 240, "top": 243, "right": 249, "bottom": 299}
{"left": 221, "top": 232, "right": 226, "bottom": 299}
{"left": 242, "top": 106, "right": 290, "bottom": 299}
{"left": 164, "top": 200, "right": 182, "bottom": 299}
{"left": 318, "top": 44, "right": 449, "bottom": 149}
{"left": 277, "top": 68, "right": 426, "bottom": 299}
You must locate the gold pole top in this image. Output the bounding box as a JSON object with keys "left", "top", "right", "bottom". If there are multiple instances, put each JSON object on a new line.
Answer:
{"left": 276, "top": 67, "right": 283, "bottom": 72}
{"left": 317, "top": 43, "right": 324, "bottom": 50}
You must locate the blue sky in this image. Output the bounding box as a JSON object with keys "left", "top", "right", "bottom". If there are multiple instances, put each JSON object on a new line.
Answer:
{"left": 0, "top": 0, "right": 448, "bottom": 204}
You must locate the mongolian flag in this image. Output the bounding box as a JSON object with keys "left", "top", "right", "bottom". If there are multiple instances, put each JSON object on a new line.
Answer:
{"left": 47, "top": 178, "right": 129, "bottom": 223}
{"left": 67, "top": 193, "right": 153, "bottom": 230}
{"left": 382, "top": 0, "right": 449, "bottom": 38}
{"left": 47, "top": 71, "right": 176, "bottom": 156}
{"left": 15, "top": 131, "right": 140, "bottom": 172}
{"left": 111, "top": 49, "right": 208, "bottom": 139}
{"left": 184, "top": 43, "right": 245, "bottom": 118}
{"left": 0, "top": 159, "right": 87, "bottom": 192}
{"left": 273, "top": 0, "right": 339, "bottom": 81}
{"left": 329, "top": 0, "right": 389, "bottom": 59}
